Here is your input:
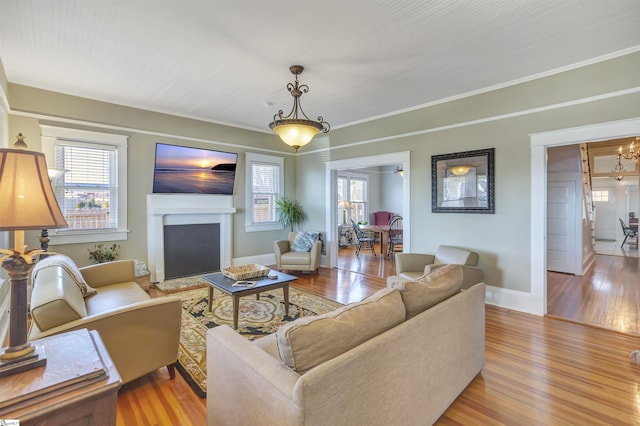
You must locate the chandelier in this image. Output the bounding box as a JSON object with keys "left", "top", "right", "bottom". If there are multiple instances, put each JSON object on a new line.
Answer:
{"left": 613, "top": 156, "right": 625, "bottom": 181}
{"left": 618, "top": 136, "right": 640, "bottom": 164}
{"left": 269, "top": 65, "right": 330, "bottom": 151}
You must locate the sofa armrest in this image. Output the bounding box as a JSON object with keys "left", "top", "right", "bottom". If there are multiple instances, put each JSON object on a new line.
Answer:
{"left": 395, "top": 253, "right": 435, "bottom": 274}
{"left": 207, "top": 325, "right": 302, "bottom": 425}
{"left": 29, "top": 296, "right": 182, "bottom": 384}
{"left": 80, "top": 260, "right": 135, "bottom": 288}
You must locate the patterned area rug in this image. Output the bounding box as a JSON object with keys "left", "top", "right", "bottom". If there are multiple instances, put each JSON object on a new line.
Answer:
{"left": 153, "top": 274, "right": 209, "bottom": 293}
{"left": 175, "top": 286, "right": 341, "bottom": 397}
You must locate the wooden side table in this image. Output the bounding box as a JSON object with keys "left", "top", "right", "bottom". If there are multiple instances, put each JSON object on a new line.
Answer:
{"left": 0, "top": 329, "right": 121, "bottom": 425}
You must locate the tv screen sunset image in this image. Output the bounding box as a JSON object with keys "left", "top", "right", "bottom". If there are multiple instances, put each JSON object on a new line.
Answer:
{"left": 152, "top": 143, "right": 238, "bottom": 194}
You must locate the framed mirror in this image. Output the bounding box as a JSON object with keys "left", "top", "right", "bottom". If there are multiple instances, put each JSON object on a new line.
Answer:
{"left": 432, "top": 148, "right": 495, "bottom": 213}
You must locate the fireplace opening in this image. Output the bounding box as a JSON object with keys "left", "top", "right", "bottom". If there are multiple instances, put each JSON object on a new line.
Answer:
{"left": 163, "top": 223, "right": 221, "bottom": 279}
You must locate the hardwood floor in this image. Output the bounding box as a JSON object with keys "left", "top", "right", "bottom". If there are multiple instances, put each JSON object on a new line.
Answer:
{"left": 117, "top": 249, "right": 640, "bottom": 425}
{"left": 547, "top": 254, "right": 640, "bottom": 335}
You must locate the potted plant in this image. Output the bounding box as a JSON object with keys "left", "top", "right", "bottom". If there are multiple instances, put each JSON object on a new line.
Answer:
{"left": 88, "top": 243, "right": 120, "bottom": 263}
{"left": 275, "top": 197, "right": 307, "bottom": 232}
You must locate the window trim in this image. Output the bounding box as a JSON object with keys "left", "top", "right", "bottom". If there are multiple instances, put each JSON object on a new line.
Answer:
{"left": 245, "top": 152, "right": 284, "bottom": 232}
{"left": 40, "top": 125, "right": 129, "bottom": 244}
{"left": 337, "top": 171, "right": 369, "bottom": 224}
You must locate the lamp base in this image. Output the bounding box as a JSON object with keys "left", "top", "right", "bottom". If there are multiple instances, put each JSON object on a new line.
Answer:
{"left": 0, "top": 344, "right": 46, "bottom": 378}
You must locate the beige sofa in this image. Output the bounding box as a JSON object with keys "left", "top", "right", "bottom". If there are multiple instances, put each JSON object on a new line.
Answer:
{"left": 274, "top": 231, "right": 322, "bottom": 272}
{"left": 207, "top": 265, "right": 485, "bottom": 425}
{"left": 391, "top": 245, "right": 483, "bottom": 289}
{"left": 28, "top": 255, "right": 182, "bottom": 384}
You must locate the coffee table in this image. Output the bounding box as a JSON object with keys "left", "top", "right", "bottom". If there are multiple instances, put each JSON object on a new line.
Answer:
{"left": 202, "top": 270, "right": 297, "bottom": 330}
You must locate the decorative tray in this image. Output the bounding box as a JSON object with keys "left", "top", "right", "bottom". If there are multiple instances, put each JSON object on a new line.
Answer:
{"left": 222, "top": 264, "right": 271, "bottom": 280}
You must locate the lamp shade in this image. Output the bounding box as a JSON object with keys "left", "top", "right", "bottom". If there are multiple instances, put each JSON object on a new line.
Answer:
{"left": 0, "top": 149, "right": 67, "bottom": 231}
{"left": 272, "top": 122, "right": 320, "bottom": 149}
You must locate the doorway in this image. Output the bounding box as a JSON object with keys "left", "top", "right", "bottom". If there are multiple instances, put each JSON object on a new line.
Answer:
{"left": 325, "top": 152, "right": 411, "bottom": 270}
{"left": 530, "top": 117, "right": 640, "bottom": 318}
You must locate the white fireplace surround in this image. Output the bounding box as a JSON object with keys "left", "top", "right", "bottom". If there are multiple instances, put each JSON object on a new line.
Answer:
{"left": 147, "top": 194, "right": 236, "bottom": 283}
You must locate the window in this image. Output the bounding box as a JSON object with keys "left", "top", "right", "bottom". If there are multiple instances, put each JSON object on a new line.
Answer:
{"left": 245, "top": 152, "right": 284, "bottom": 232}
{"left": 41, "top": 125, "right": 128, "bottom": 244}
{"left": 592, "top": 190, "right": 609, "bottom": 202}
{"left": 337, "top": 172, "right": 369, "bottom": 224}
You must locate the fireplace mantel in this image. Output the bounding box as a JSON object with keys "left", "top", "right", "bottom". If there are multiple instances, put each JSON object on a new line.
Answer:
{"left": 147, "top": 194, "right": 236, "bottom": 282}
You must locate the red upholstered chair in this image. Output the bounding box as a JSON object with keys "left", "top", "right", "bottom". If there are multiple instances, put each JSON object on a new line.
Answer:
{"left": 372, "top": 211, "right": 394, "bottom": 226}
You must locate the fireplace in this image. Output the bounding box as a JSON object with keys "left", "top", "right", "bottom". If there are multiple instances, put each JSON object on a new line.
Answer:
{"left": 147, "top": 194, "right": 236, "bottom": 282}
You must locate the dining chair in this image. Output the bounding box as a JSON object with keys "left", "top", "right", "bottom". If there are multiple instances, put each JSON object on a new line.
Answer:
{"left": 351, "top": 218, "right": 376, "bottom": 256}
{"left": 620, "top": 217, "right": 638, "bottom": 249}
{"left": 387, "top": 215, "right": 403, "bottom": 257}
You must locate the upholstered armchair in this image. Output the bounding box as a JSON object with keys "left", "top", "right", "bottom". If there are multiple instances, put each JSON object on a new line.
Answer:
{"left": 29, "top": 255, "right": 182, "bottom": 384}
{"left": 274, "top": 232, "right": 322, "bottom": 272}
{"left": 391, "top": 245, "right": 483, "bottom": 289}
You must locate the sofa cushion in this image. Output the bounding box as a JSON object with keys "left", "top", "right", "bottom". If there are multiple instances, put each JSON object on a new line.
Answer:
{"left": 85, "top": 281, "right": 151, "bottom": 316}
{"left": 276, "top": 288, "right": 405, "bottom": 374}
{"left": 290, "top": 231, "right": 319, "bottom": 252}
{"left": 33, "top": 254, "right": 97, "bottom": 297}
{"left": 389, "top": 264, "right": 463, "bottom": 319}
{"left": 280, "top": 251, "right": 313, "bottom": 265}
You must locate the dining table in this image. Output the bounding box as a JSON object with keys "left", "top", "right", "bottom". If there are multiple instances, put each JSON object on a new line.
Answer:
{"left": 359, "top": 224, "right": 389, "bottom": 256}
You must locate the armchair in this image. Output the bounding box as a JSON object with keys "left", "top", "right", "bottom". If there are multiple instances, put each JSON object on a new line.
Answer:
{"left": 274, "top": 232, "right": 322, "bottom": 272}
{"left": 28, "top": 255, "right": 182, "bottom": 384}
{"left": 391, "top": 245, "right": 483, "bottom": 289}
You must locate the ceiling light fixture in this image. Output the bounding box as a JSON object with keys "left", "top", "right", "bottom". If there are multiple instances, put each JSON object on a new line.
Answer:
{"left": 613, "top": 155, "right": 626, "bottom": 181}
{"left": 618, "top": 136, "right": 640, "bottom": 164}
{"left": 449, "top": 165, "right": 472, "bottom": 176}
{"left": 393, "top": 166, "right": 404, "bottom": 177}
{"left": 269, "top": 65, "right": 330, "bottom": 152}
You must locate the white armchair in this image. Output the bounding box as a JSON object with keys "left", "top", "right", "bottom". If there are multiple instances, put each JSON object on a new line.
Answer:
{"left": 274, "top": 232, "right": 322, "bottom": 273}
{"left": 390, "top": 245, "right": 483, "bottom": 289}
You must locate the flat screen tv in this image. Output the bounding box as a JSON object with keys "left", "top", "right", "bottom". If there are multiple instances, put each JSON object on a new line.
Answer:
{"left": 152, "top": 143, "right": 238, "bottom": 195}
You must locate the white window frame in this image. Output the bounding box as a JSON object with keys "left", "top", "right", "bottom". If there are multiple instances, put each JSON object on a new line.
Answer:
{"left": 41, "top": 125, "right": 128, "bottom": 244}
{"left": 245, "top": 152, "right": 284, "bottom": 232}
{"left": 337, "top": 171, "right": 369, "bottom": 224}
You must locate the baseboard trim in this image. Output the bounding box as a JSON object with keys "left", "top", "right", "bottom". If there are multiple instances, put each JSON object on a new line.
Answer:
{"left": 484, "top": 284, "right": 544, "bottom": 316}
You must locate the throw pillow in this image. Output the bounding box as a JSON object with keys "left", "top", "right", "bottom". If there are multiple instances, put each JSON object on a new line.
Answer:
{"left": 290, "top": 231, "right": 319, "bottom": 252}
{"left": 276, "top": 288, "right": 406, "bottom": 374}
{"left": 390, "top": 264, "right": 462, "bottom": 319}
{"left": 32, "top": 254, "right": 98, "bottom": 297}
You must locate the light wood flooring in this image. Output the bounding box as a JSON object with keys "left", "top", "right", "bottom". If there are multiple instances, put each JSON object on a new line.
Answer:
{"left": 116, "top": 247, "right": 640, "bottom": 425}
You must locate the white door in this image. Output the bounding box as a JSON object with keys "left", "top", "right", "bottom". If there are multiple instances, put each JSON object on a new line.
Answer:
{"left": 547, "top": 181, "right": 576, "bottom": 273}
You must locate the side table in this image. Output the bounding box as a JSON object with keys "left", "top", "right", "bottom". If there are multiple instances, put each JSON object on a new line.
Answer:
{"left": 0, "top": 329, "right": 122, "bottom": 425}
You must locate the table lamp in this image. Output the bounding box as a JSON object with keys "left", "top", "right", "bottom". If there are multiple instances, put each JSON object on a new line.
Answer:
{"left": 0, "top": 146, "right": 68, "bottom": 376}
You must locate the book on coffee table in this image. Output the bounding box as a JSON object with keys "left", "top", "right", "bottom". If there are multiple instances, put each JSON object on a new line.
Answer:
{"left": 232, "top": 280, "right": 257, "bottom": 288}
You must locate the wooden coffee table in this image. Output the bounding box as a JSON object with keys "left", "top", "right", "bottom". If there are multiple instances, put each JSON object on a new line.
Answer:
{"left": 203, "top": 270, "right": 297, "bottom": 329}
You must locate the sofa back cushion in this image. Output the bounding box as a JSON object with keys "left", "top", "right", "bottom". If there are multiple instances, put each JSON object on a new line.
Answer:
{"left": 389, "top": 264, "right": 463, "bottom": 319}
{"left": 434, "top": 245, "right": 479, "bottom": 266}
{"left": 276, "top": 288, "right": 405, "bottom": 374}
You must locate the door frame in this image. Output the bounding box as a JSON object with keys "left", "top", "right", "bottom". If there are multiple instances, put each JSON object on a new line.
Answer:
{"left": 530, "top": 117, "right": 640, "bottom": 315}
{"left": 325, "top": 151, "right": 411, "bottom": 268}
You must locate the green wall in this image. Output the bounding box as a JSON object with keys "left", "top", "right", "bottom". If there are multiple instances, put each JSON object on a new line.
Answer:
{"left": 5, "top": 52, "right": 640, "bottom": 296}
{"left": 295, "top": 52, "right": 640, "bottom": 293}
{"left": 7, "top": 84, "right": 298, "bottom": 267}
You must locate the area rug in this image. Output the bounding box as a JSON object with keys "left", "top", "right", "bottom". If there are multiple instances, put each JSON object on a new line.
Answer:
{"left": 153, "top": 274, "right": 209, "bottom": 293}
{"left": 175, "top": 286, "right": 342, "bottom": 397}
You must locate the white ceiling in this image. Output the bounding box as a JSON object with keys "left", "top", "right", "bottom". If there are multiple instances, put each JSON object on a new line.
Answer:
{"left": 0, "top": 1, "right": 639, "bottom": 134}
